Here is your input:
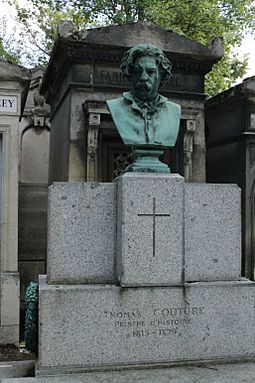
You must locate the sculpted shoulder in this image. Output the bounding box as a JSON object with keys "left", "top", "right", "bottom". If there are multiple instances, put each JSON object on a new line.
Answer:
{"left": 164, "top": 99, "right": 181, "bottom": 117}
{"left": 106, "top": 97, "right": 126, "bottom": 115}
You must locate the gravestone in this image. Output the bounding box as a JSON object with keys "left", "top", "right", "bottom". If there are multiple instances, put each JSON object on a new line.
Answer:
{"left": 41, "top": 21, "right": 223, "bottom": 184}
{"left": 1, "top": 61, "right": 249, "bottom": 376}
{"left": 4, "top": 171, "right": 254, "bottom": 383}
{"left": 0, "top": 60, "right": 30, "bottom": 345}
{"left": 4, "top": 27, "right": 255, "bottom": 383}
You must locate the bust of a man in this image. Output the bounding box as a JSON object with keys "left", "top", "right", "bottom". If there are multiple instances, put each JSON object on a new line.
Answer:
{"left": 106, "top": 44, "right": 181, "bottom": 147}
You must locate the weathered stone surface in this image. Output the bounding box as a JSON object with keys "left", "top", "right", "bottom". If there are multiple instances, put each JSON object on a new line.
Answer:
{"left": 47, "top": 182, "right": 116, "bottom": 284}
{"left": 38, "top": 276, "right": 255, "bottom": 375}
{"left": 47, "top": 179, "right": 241, "bottom": 286}
{"left": 0, "top": 360, "right": 34, "bottom": 380}
{"left": 0, "top": 60, "right": 31, "bottom": 346}
{"left": 1, "top": 273, "right": 20, "bottom": 326}
{"left": 206, "top": 77, "right": 255, "bottom": 281}
{"left": 0, "top": 326, "right": 19, "bottom": 346}
{"left": 18, "top": 185, "right": 48, "bottom": 262}
{"left": 5, "top": 362, "right": 255, "bottom": 383}
{"left": 0, "top": 272, "right": 20, "bottom": 345}
{"left": 185, "top": 183, "right": 241, "bottom": 281}
{"left": 116, "top": 173, "right": 184, "bottom": 286}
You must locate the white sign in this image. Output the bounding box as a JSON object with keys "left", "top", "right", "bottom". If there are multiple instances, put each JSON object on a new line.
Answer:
{"left": 0, "top": 95, "right": 18, "bottom": 113}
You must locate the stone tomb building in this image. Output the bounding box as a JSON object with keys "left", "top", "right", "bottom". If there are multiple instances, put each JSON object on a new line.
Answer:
{"left": 0, "top": 60, "right": 30, "bottom": 345}
{"left": 206, "top": 76, "right": 255, "bottom": 280}
{"left": 42, "top": 21, "right": 223, "bottom": 184}
{"left": 18, "top": 68, "right": 51, "bottom": 326}
{"left": 0, "top": 22, "right": 224, "bottom": 346}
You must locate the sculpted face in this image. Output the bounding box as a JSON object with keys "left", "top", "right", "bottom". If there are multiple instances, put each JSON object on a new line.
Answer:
{"left": 131, "top": 56, "right": 161, "bottom": 101}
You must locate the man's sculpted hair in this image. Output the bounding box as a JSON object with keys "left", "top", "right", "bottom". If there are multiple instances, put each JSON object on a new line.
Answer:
{"left": 120, "top": 44, "right": 172, "bottom": 86}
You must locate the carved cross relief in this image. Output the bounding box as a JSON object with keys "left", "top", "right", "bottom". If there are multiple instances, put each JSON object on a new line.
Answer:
{"left": 137, "top": 197, "right": 170, "bottom": 257}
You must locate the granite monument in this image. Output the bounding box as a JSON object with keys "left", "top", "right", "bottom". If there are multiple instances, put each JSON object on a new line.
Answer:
{"left": 4, "top": 24, "right": 255, "bottom": 383}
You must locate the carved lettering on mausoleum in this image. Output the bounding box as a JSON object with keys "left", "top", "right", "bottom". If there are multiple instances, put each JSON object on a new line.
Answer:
{"left": 0, "top": 95, "right": 18, "bottom": 113}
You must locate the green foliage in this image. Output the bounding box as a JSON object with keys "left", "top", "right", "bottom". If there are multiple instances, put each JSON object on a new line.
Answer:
{"left": 6, "top": 0, "right": 255, "bottom": 95}
{"left": 5, "top": 0, "right": 90, "bottom": 65}
{"left": 147, "top": 0, "right": 255, "bottom": 96}
{"left": 206, "top": 49, "right": 249, "bottom": 97}
{"left": 0, "top": 14, "right": 21, "bottom": 64}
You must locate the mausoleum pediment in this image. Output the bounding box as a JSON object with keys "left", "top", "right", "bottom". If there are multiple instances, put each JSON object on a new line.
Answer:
{"left": 82, "top": 22, "right": 222, "bottom": 59}
{"left": 0, "top": 59, "right": 31, "bottom": 114}
{"left": 42, "top": 21, "right": 223, "bottom": 104}
{"left": 0, "top": 59, "right": 30, "bottom": 83}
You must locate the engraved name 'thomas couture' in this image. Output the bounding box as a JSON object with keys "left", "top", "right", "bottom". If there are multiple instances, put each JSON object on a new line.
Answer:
{"left": 103, "top": 306, "right": 205, "bottom": 339}
{"left": 0, "top": 95, "right": 18, "bottom": 113}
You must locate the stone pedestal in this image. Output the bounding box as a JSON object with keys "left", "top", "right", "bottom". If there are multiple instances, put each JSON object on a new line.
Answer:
{"left": 37, "top": 276, "right": 255, "bottom": 376}
{"left": 35, "top": 173, "right": 245, "bottom": 379}
{"left": 116, "top": 174, "right": 184, "bottom": 286}
{"left": 4, "top": 363, "right": 255, "bottom": 383}
{"left": 46, "top": 177, "right": 241, "bottom": 286}
{"left": 4, "top": 173, "right": 249, "bottom": 382}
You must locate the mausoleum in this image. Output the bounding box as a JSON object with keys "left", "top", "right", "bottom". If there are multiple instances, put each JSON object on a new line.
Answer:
{"left": 42, "top": 21, "right": 223, "bottom": 184}
{"left": 0, "top": 60, "right": 30, "bottom": 345}
{"left": 206, "top": 76, "right": 255, "bottom": 280}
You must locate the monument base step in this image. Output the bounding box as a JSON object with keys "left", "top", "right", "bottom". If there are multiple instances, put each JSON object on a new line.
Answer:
{"left": 3, "top": 362, "right": 255, "bottom": 382}
{"left": 38, "top": 277, "right": 255, "bottom": 373}
{"left": 0, "top": 360, "right": 34, "bottom": 380}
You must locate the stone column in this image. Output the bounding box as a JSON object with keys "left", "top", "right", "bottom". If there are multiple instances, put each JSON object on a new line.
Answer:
{"left": 86, "top": 112, "right": 100, "bottom": 182}
{"left": 183, "top": 119, "right": 196, "bottom": 182}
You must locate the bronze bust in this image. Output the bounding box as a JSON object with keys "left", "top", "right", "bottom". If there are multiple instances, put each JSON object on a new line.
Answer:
{"left": 107, "top": 44, "right": 181, "bottom": 172}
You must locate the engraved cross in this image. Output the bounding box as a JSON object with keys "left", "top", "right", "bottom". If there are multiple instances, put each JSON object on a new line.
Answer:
{"left": 137, "top": 197, "right": 170, "bottom": 257}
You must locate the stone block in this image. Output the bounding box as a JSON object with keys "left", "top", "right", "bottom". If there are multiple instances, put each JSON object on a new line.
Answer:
{"left": 1, "top": 273, "right": 20, "bottom": 326}
{"left": 47, "top": 182, "right": 116, "bottom": 284}
{"left": 38, "top": 276, "right": 255, "bottom": 375}
{"left": 116, "top": 173, "right": 184, "bottom": 286}
{"left": 185, "top": 184, "right": 241, "bottom": 281}
{"left": 0, "top": 326, "right": 19, "bottom": 346}
{"left": 4, "top": 363, "right": 255, "bottom": 383}
{"left": 0, "top": 360, "right": 34, "bottom": 380}
{"left": 18, "top": 184, "right": 48, "bottom": 262}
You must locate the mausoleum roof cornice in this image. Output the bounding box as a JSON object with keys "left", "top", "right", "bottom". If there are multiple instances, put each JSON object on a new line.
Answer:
{"left": 41, "top": 22, "right": 222, "bottom": 103}
{"left": 0, "top": 60, "right": 31, "bottom": 117}
{"left": 206, "top": 76, "right": 255, "bottom": 108}
{"left": 0, "top": 59, "right": 31, "bottom": 82}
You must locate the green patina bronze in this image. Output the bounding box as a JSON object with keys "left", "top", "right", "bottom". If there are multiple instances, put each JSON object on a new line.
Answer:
{"left": 106, "top": 44, "right": 181, "bottom": 173}
{"left": 25, "top": 282, "right": 38, "bottom": 353}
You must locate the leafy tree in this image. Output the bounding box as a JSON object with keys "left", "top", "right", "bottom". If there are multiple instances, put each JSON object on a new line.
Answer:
{"left": 147, "top": 0, "right": 253, "bottom": 96}
{"left": 6, "top": 0, "right": 255, "bottom": 96}
{"left": 0, "top": 14, "right": 21, "bottom": 64}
